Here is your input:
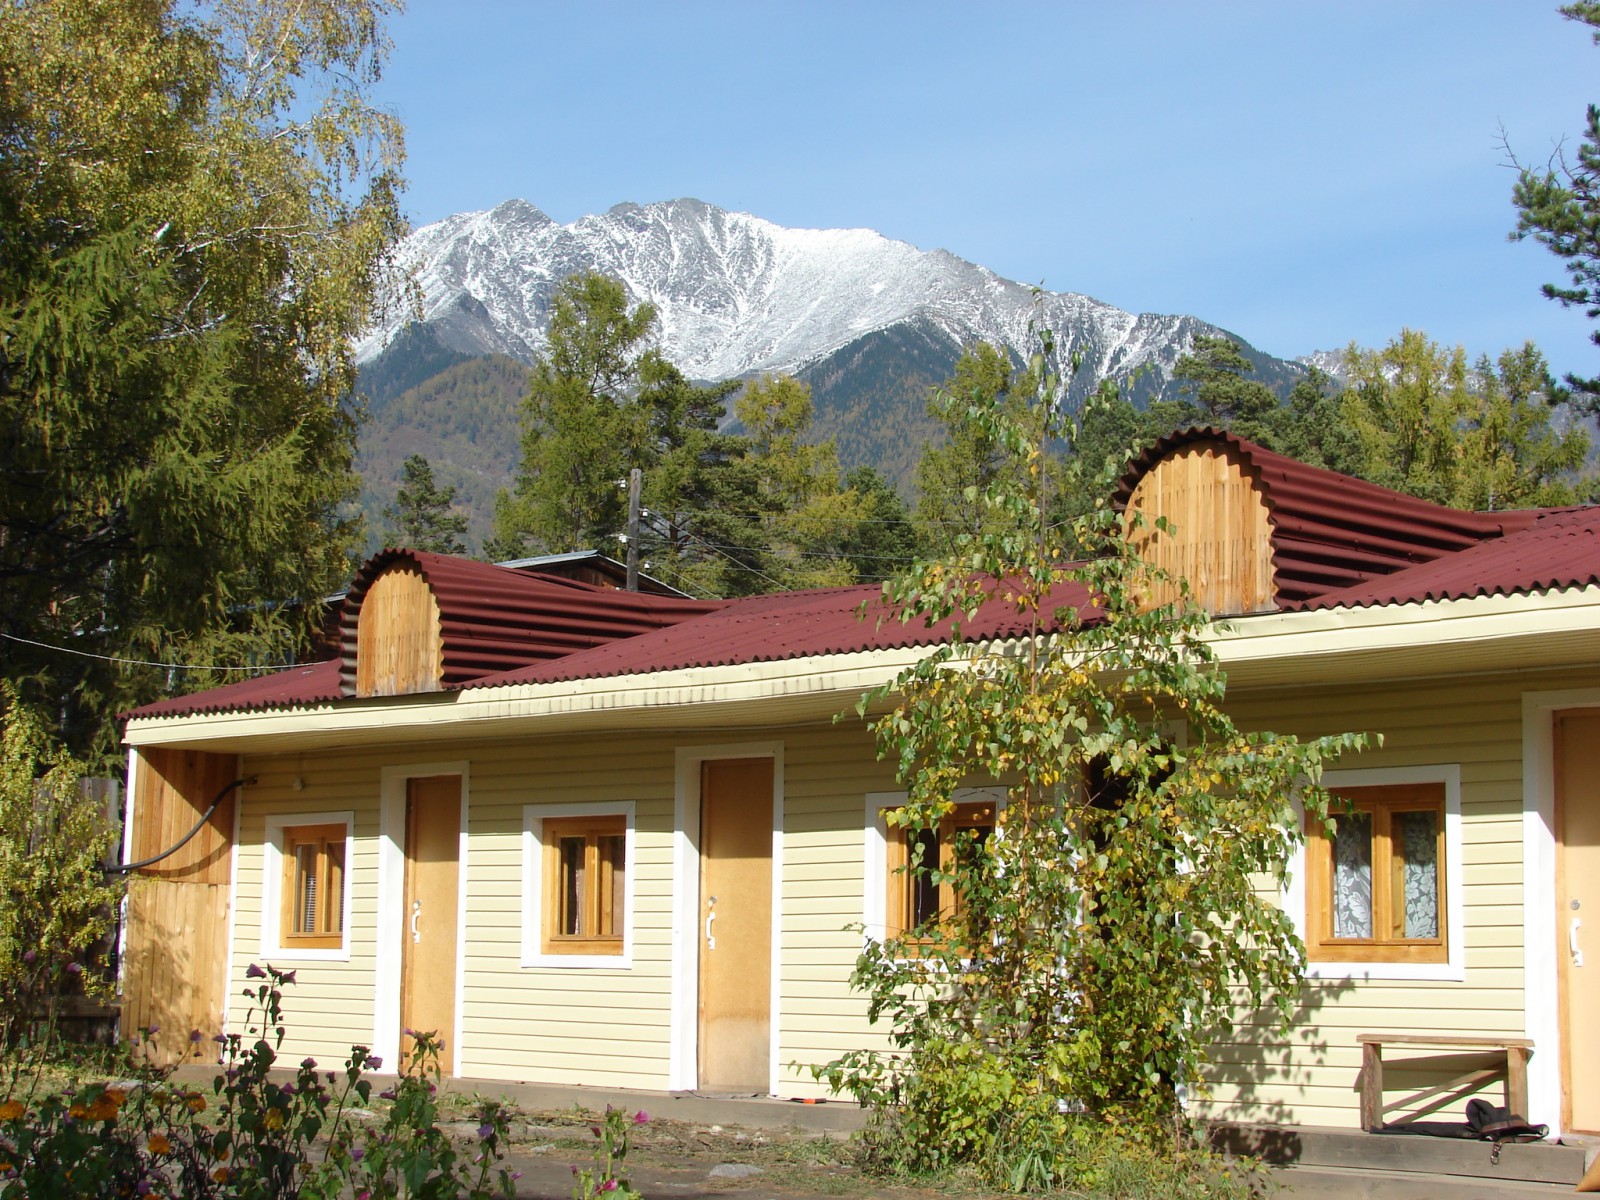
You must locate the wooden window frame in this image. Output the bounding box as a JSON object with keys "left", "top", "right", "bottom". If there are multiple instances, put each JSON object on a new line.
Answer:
{"left": 1305, "top": 783, "right": 1447, "bottom": 965}
{"left": 540, "top": 815, "right": 626, "bottom": 956}
{"left": 281, "top": 822, "right": 347, "bottom": 951}
{"left": 884, "top": 800, "right": 996, "bottom": 946}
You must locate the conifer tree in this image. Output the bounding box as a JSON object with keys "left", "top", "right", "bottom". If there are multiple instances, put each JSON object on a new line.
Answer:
{"left": 384, "top": 455, "right": 470, "bottom": 555}
{"left": 0, "top": 0, "right": 405, "bottom": 758}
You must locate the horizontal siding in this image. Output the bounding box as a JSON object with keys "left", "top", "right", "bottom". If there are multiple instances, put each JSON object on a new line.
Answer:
{"left": 208, "top": 665, "right": 1588, "bottom": 1121}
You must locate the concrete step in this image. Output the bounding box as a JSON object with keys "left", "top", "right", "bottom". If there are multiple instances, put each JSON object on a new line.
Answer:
{"left": 1215, "top": 1122, "right": 1588, "bottom": 1187}
{"left": 1269, "top": 1162, "right": 1575, "bottom": 1199}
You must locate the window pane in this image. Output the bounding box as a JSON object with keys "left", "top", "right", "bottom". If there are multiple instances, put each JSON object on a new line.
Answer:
{"left": 1331, "top": 811, "right": 1373, "bottom": 938}
{"left": 909, "top": 828, "right": 941, "bottom": 928}
{"left": 558, "top": 836, "right": 586, "bottom": 936}
{"left": 295, "top": 842, "right": 318, "bottom": 934}
{"left": 597, "top": 834, "right": 625, "bottom": 938}
{"left": 1394, "top": 809, "right": 1440, "bottom": 939}
{"left": 325, "top": 839, "right": 345, "bottom": 935}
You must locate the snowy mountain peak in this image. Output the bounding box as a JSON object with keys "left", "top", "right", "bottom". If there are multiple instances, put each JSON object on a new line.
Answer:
{"left": 356, "top": 197, "right": 1290, "bottom": 402}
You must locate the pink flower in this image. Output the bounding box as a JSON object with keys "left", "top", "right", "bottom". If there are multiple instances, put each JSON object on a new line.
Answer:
{"left": 301, "top": 1057, "right": 316, "bottom": 1069}
{"left": 601, "top": 1179, "right": 618, "bottom": 1191}
{"left": 633, "top": 1110, "right": 649, "bottom": 1124}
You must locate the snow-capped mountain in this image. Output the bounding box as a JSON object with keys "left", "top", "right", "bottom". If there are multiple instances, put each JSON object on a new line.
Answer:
{"left": 357, "top": 197, "right": 1296, "bottom": 401}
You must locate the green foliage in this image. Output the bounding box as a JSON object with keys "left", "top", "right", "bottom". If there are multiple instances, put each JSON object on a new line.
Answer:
{"left": 837, "top": 466, "right": 920, "bottom": 584}
{"left": 570, "top": 1106, "right": 649, "bottom": 1200}
{"left": 0, "top": 687, "right": 121, "bottom": 1064}
{"left": 0, "top": 964, "right": 515, "bottom": 1198}
{"left": 1510, "top": 2, "right": 1600, "bottom": 406}
{"left": 384, "top": 455, "right": 470, "bottom": 555}
{"left": 1169, "top": 335, "right": 1281, "bottom": 444}
{"left": 817, "top": 336, "right": 1367, "bottom": 1183}
{"left": 913, "top": 343, "right": 1043, "bottom": 557}
{"left": 1340, "top": 330, "right": 1590, "bottom": 508}
{"left": 492, "top": 273, "right": 658, "bottom": 557}
{"left": 731, "top": 375, "right": 868, "bottom": 591}
{"left": 0, "top": 0, "right": 406, "bottom": 760}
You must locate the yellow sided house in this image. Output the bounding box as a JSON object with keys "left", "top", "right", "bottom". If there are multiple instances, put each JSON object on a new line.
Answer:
{"left": 119, "top": 428, "right": 1600, "bottom": 1138}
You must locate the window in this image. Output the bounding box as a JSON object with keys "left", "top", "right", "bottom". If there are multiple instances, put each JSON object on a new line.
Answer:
{"left": 281, "top": 823, "right": 346, "bottom": 950}
{"left": 884, "top": 800, "right": 996, "bottom": 942}
{"left": 1305, "top": 783, "right": 1446, "bottom": 964}
{"left": 541, "top": 815, "right": 626, "bottom": 955}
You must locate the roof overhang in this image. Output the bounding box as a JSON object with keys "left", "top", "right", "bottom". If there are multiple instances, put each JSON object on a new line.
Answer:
{"left": 123, "top": 586, "right": 1600, "bottom": 755}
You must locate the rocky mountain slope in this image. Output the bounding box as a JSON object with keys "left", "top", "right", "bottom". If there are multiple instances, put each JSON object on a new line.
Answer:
{"left": 355, "top": 198, "right": 1310, "bottom": 546}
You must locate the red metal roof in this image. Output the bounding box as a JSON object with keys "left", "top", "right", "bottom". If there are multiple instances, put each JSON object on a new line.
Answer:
{"left": 1297, "top": 505, "right": 1600, "bottom": 611}
{"left": 1112, "top": 428, "right": 1537, "bottom": 605}
{"left": 336, "top": 549, "right": 727, "bottom": 694}
{"left": 126, "top": 659, "right": 344, "bottom": 720}
{"left": 461, "top": 577, "right": 1102, "bottom": 690}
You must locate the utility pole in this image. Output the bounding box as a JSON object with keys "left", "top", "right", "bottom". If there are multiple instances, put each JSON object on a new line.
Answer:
{"left": 626, "top": 467, "right": 641, "bottom": 591}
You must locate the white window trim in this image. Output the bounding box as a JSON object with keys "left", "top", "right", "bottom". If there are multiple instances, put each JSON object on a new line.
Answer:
{"left": 1286, "top": 764, "right": 1464, "bottom": 983}
{"left": 863, "top": 787, "right": 1007, "bottom": 945}
{"left": 262, "top": 810, "right": 355, "bottom": 961}
{"left": 522, "top": 801, "right": 636, "bottom": 969}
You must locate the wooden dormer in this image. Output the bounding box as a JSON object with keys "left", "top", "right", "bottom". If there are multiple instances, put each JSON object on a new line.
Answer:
{"left": 1119, "top": 435, "right": 1277, "bottom": 616}
{"left": 351, "top": 557, "right": 444, "bottom": 697}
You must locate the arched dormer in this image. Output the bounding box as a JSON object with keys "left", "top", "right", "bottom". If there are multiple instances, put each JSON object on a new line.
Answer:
{"left": 348, "top": 554, "right": 444, "bottom": 697}
{"left": 1113, "top": 427, "right": 1533, "bottom": 616}
{"left": 1120, "top": 436, "right": 1277, "bottom": 615}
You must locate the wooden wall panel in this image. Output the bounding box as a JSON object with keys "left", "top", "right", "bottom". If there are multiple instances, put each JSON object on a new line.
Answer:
{"left": 122, "top": 748, "right": 239, "bottom": 1061}
{"left": 132, "top": 748, "right": 239, "bottom": 883}
{"left": 355, "top": 565, "right": 443, "bottom": 697}
{"left": 1124, "top": 439, "right": 1276, "bottom": 615}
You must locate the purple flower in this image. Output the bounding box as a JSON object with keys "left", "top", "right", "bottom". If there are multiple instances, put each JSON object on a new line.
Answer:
{"left": 570, "top": 1166, "right": 580, "bottom": 1177}
{"left": 21, "top": 950, "right": 35, "bottom": 964}
{"left": 146, "top": 1024, "right": 160, "bottom": 1036}
{"left": 477, "top": 1122, "right": 494, "bottom": 1139}
{"left": 279, "top": 970, "right": 296, "bottom": 984}
{"left": 65, "top": 961, "right": 82, "bottom": 975}
{"left": 350, "top": 1145, "right": 365, "bottom": 1162}
{"left": 213, "top": 1033, "right": 228, "bottom": 1044}
{"left": 301, "top": 1057, "right": 316, "bottom": 1069}
{"left": 280, "top": 1082, "right": 296, "bottom": 1095}
{"left": 601, "top": 1179, "right": 618, "bottom": 1192}
{"left": 136, "top": 1180, "right": 152, "bottom": 1196}
{"left": 245, "top": 963, "right": 266, "bottom": 979}
{"left": 590, "top": 1125, "right": 602, "bottom": 1137}
{"left": 367, "top": 1056, "right": 382, "bottom": 1071}
{"left": 511, "top": 1172, "right": 523, "bottom": 1182}
{"left": 327, "top": 1072, "right": 337, "bottom": 1085}
{"left": 378, "top": 1089, "right": 396, "bottom": 1101}
{"left": 633, "top": 1110, "right": 649, "bottom": 1124}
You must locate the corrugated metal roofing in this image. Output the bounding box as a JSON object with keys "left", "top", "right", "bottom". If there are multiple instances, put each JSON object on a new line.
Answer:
{"left": 336, "top": 549, "right": 727, "bottom": 695}
{"left": 124, "top": 430, "right": 1600, "bottom": 724}
{"left": 1112, "top": 427, "right": 1535, "bottom": 605}
{"left": 460, "top": 577, "right": 1102, "bottom": 690}
{"left": 1298, "top": 505, "right": 1600, "bottom": 610}
{"left": 127, "top": 659, "right": 344, "bottom": 720}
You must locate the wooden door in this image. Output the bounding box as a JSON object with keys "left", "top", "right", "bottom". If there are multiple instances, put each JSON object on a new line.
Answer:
{"left": 1556, "top": 711, "right": 1600, "bottom": 1132}
{"left": 697, "top": 758, "right": 773, "bottom": 1094}
{"left": 401, "top": 776, "right": 460, "bottom": 1074}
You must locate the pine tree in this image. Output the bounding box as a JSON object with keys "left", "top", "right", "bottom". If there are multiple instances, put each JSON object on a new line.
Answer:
{"left": 1170, "top": 334, "right": 1282, "bottom": 443}
{"left": 384, "top": 455, "right": 469, "bottom": 555}
{"left": 0, "top": 0, "right": 405, "bottom": 759}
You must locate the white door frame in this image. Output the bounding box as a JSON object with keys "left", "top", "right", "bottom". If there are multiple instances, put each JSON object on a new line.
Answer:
{"left": 376, "top": 761, "right": 470, "bottom": 1076}
{"left": 1522, "top": 688, "right": 1600, "bottom": 1137}
{"left": 668, "top": 741, "right": 784, "bottom": 1093}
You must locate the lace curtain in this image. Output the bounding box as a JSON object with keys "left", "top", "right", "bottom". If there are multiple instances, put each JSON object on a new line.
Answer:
{"left": 1396, "top": 810, "right": 1438, "bottom": 938}
{"left": 1331, "top": 812, "right": 1373, "bottom": 938}
{"left": 1329, "top": 808, "right": 1439, "bottom": 940}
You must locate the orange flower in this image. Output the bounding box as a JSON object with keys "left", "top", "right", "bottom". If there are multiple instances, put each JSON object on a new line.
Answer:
{"left": 210, "top": 1167, "right": 230, "bottom": 1184}
{"left": 146, "top": 1133, "right": 172, "bottom": 1156}
{"left": 184, "top": 1094, "right": 206, "bottom": 1113}
{"left": 104, "top": 1088, "right": 126, "bottom": 1109}
{"left": 263, "top": 1109, "right": 285, "bottom": 1131}
{"left": 86, "top": 1096, "right": 118, "bottom": 1122}
{"left": 68, "top": 1104, "right": 88, "bottom": 1119}
{"left": 0, "top": 1099, "right": 23, "bottom": 1121}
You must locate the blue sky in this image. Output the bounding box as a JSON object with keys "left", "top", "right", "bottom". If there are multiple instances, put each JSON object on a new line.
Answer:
{"left": 375, "top": 1, "right": 1598, "bottom": 377}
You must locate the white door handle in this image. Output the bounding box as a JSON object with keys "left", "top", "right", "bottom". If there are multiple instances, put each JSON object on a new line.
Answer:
{"left": 704, "top": 896, "right": 717, "bottom": 950}
{"left": 411, "top": 899, "right": 422, "bottom": 944}
{"left": 1572, "top": 916, "right": 1585, "bottom": 968}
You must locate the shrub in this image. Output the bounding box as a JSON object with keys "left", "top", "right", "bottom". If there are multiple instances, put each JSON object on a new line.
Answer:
{"left": 0, "top": 963, "right": 517, "bottom": 1199}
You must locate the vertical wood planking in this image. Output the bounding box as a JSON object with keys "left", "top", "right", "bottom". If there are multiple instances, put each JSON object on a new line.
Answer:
{"left": 355, "top": 565, "right": 444, "bottom": 697}
{"left": 1124, "top": 439, "right": 1275, "bottom": 616}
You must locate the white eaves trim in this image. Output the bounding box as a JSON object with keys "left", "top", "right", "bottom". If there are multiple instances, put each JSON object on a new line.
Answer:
{"left": 124, "top": 585, "right": 1600, "bottom": 751}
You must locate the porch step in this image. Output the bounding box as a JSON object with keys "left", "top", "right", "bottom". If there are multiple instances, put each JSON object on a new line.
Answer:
{"left": 1213, "top": 1123, "right": 1588, "bottom": 1187}
{"left": 1269, "top": 1163, "right": 1575, "bottom": 1199}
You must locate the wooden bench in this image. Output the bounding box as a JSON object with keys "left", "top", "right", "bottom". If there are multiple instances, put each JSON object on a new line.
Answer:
{"left": 1357, "top": 1033, "right": 1534, "bottom": 1133}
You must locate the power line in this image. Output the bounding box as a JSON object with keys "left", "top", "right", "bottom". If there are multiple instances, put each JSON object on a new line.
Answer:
{"left": 0, "top": 631, "right": 285, "bottom": 673}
